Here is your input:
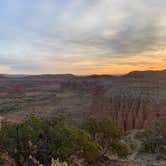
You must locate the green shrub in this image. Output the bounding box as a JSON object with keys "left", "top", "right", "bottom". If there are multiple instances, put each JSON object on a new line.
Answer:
{"left": 49, "top": 122, "right": 102, "bottom": 162}
{"left": 82, "top": 118, "right": 123, "bottom": 142}
{"left": 140, "top": 120, "right": 166, "bottom": 154}
{"left": 0, "top": 117, "right": 44, "bottom": 165}
{"left": 75, "top": 129, "right": 102, "bottom": 162}
{"left": 48, "top": 125, "right": 77, "bottom": 160}
{"left": 83, "top": 141, "right": 102, "bottom": 162}
{"left": 0, "top": 115, "right": 102, "bottom": 164}
{"left": 110, "top": 141, "right": 128, "bottom": 158}
{"left": 82, "top": 117, "right": 126, "bottom": 158}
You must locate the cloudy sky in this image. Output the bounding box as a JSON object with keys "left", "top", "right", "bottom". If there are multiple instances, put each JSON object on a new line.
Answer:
{"left": 0, "top": 0, "right": 166, "bottom": 74}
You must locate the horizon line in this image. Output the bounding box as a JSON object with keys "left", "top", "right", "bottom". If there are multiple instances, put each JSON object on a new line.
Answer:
{"left": 0, "top": 69, "right": 166, "bottom": 76}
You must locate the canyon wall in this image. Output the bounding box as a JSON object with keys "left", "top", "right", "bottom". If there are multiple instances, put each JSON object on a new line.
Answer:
{"left": 90, "top": 86, "right": 166, "bottom": 130}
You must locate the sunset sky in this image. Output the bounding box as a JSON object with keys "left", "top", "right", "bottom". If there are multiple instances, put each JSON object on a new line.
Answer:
{"left": 0, "top": 0, "right": 166, "bottom": 75}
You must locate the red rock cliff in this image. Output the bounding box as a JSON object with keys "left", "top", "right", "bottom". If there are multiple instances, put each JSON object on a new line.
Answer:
{"left": 90, "top": 86, "right": 166, "bottom": 130}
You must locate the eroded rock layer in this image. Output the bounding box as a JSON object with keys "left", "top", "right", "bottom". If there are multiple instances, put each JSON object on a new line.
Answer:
{"left": 90, "top": 86, "right": 166, "bottom": 130}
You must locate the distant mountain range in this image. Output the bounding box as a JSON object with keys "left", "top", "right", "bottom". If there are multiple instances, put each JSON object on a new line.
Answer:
{"left": 1, "top": 69, "right": 166, "bottom": 80}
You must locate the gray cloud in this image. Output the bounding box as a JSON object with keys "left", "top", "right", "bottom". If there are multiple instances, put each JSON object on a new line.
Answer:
{"left": 0, "top": 0, "right": 165, "bottom": 73}
{"left": 56, "top": 0, "right": 166, "bottom": 55}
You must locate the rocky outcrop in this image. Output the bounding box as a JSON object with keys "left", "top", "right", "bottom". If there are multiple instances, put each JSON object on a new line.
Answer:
{"left": 125, "top": 70, "right": 166, "bottom": 80}
{"left": 90, "top": 86, "right": 166, "bottom": 130}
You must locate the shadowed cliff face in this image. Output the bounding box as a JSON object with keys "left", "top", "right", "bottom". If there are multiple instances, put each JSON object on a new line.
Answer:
{"left": 90, "top": 86, "right": 166, "bottom": 130}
